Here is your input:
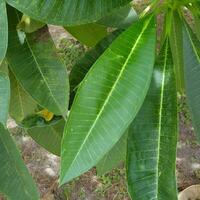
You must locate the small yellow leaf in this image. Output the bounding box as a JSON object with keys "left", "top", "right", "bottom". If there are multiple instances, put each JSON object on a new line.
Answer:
{"left": 37, "top": 109, "right": 54, "bottom": 122}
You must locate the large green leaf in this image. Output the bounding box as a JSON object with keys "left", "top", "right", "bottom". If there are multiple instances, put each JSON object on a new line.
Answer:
{"left": 69, "top": 30, "right": 122, "bottom": 106}
{"left": 127, "top": 41, "right": 178, "bottom": 200}
{"left": 9, "top": 71, "right": 38, "bottom": 123}
{"left": 27, "top": 119, "right": 65, "bottom": 156}
{"left": 0, "top": 0, "right": 7, "bottom": 63}
{"left": 96, "top": 131, "right": 127, "bottom": 175}
{"left": 65, "top": 23, "right": 107, "bottom": 47}
{"left": 60, "top": 17, "right": 156, "bottom": 184}
{"left": 0, "top": 124, "right": 39, "bottom": 200}
{"left": 170, "top": 11, "right": 184, "bottom": 94}
{"left": 183, "top": 23, "right": 200, "bottom": 141}
{"left": 6, "top": 0, "right": 132, "bottom": 26}
{"left": 6, "top": 7, "right": 69, "bottom": 116}
{"left": 0, "top": 63, "right": 10, "bottom": 126}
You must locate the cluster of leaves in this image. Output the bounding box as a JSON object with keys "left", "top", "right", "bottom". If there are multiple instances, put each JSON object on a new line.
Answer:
{"left": 1, "top": 0, "right": 200, "bottom": 199}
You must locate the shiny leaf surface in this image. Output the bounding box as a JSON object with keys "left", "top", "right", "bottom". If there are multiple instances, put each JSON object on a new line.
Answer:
{"left": 61, "top": 17, "right": 156, "bottom": 184}
{"left": 127, "top": 41, "right": 178, "bottom": 200}
{"left": 69, "top": 30, "right": 122, "bottom": 106}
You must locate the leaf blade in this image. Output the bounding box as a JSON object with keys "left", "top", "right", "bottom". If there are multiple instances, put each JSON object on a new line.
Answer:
{"left": 0, "top": 62, "right": 10, "bottom": 126}
{"left": 9, "top": 70, "right": 38, "bottom": 123}
{"left": 0, "top": 0, "right": 7, "bottom": 63}
{"left": 0, "top": 124, "right": 39, "bottom": 200}
{"left": 183, "top": 22, "right": 200, "bottom": 141}
{"left": 65, "top": 23, "right": 107, "bottom": 47}
{"left": 6, "top": 0, "right": 132, "bottom": 26}
{"left": 61, "top": 17, "right": 156, "bottom": 184}
{"left": 96, "top": 131, "right": 127, "bottom": 175}
{"left": 6, "top": 7, "right": 69, "bottom": 116}
{"left": 127, "top": 41, "right": 178, "bottom": 200}
{"left": 27, "top": 119, "right": 65, "bottom": 156}
{"left": 69, "top": 30, "right": 123, "bottom": 106}
{"left": 170, "top": 11, "right": 184, "bottom": 94}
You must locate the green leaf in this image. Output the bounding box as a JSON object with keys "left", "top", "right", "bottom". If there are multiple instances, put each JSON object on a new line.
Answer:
{"left": 0, "top": 62, "right": 10, "bottom": 126}
{"left": 60, "top": 17, "right": 156, "bottom": 184}
{"left": 27, "top": 119, "right": 65, "bottom": 156}
{"left": 6, "top": 7, "right": 69, "bottom": 116}
{"left": 69, "top": 30, "right": 123, "bottom": 106}
{"left": 97, "top": 5, "right": 138, "bottom": 29}
{"left": 170, "top": 11, "right": 185, "bottom": 94}
{"left": 96, "top": 131, "right": 127, "bottom": 175}
{"left": 127, "top": 40, "right": 178, "bottom": 200}
{"left": 6, "top": 0, "right": 132, "bottom": 26}
{"left": 9, "top": 70, "right": 38, "bottom": 123}
{"left": 65, "top": 23, "right": 107, "bottom": 47}
{"left": 0, "top": 124, "right": 39, "bottom": 200}
{"left": 0, "top": 0, "right": 8, "bottom": 63}
{"left": 194, "top": 16, "right": 200, "bottom": 41}
{"left": 183, "top": 23, "right": 200, "bottom": 141}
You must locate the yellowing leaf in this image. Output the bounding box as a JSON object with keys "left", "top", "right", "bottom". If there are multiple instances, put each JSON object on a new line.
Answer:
{"left": 37, "top": 109, "right": 54, "bottom": 122}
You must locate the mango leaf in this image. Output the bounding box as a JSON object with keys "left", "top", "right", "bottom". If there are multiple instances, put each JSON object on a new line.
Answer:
{"left": 65, "top": 23, "right": 107, "bottom": 47}
{"left": 27, "top": 119, "right": 65, "bottom": 156}
{"left": 60, "top": 17, "right": 156, "bottom": 184}
{"left": 170, "top": 11, "right": 184, "bottom": 94}
{"left": 183, "top": 23, "right": 200, "bottom": 141}
{"left": 0, "top": 0, "right": 7, "bottom": 63}
{"left": 98, "top": 5, "right": 138, "bottom": 29}
{"left": 0, "top": 124, "right": 39, "bottom": 200}
{"left": 6, "top": 7, "right": 69, "bottom": 116}
{"left": 127, "top": 40, "right": 178, "bottom": 200}
{"left": 96, "top": 131, "right": 127, "bottom": 175}
{"left": 6, "top": 0, "right": 132, "bottom": 26}
{"left": 194, "top": 15, "right": 200, "bottom": 41}
{"left": 9, "top": 70, "right": 38, "bottom": 123}
{"left": 69, "top": 30, "right": 123, "bottom": 106}
{"left": 0, "top": 62, "right": 10, "bottom": 126}
{"left": 17, "top": 14, "right": 45, "bottom": 33}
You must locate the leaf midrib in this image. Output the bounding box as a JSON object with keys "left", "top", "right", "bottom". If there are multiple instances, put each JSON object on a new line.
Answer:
{"left": 62, "top": 18, "right": 152, "bottom": 181}
{"left": 155, "top": 42, "right": 168, "bottom": 198}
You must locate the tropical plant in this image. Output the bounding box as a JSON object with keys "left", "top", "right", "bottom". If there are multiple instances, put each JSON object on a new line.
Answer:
{"left": 0, "top": 0, "right": 200, "bottom": 199}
